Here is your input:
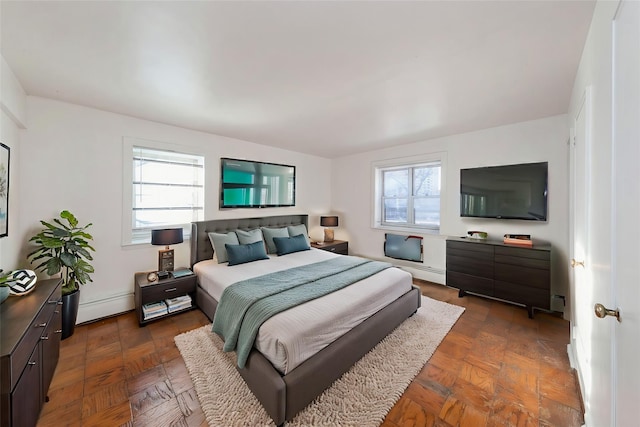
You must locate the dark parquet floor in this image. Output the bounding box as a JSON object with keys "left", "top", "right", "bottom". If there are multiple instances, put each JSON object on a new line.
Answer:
{"left": 37, "top": 281, "right": 583, "bottom": 426}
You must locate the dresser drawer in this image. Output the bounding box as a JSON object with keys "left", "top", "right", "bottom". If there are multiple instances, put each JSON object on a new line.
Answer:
{"left": 494, "top": 281, "right": 550, "bottom": 309}
{"left": 446, "top": 271, "right": 494, "bottom": 296}
{"left": 495, "top": 263, "right": 550, "bottom": 289}
{"left": 9, "top": 292, "right": 60, "bottom": 391}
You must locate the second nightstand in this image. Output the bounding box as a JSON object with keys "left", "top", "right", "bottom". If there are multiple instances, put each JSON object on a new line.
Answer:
{"left": 311, "top": 240, "right": 348, "bottom": 255}
{"left": 134, "top": 270, "right": 197, "bottom": 326}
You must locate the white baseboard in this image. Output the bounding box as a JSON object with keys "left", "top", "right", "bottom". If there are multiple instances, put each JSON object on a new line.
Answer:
{"left": 567, "top": 341, "right": 588, "bottom": 427}
{"left": 76, "top": 292, "right": 135, "bottom": 324}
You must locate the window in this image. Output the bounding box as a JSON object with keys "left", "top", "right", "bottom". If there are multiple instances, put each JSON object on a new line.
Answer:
{"left": 124, "top": 142, "right": 204, "bottom": 244}
{"left": 373, "top": 154, "right": 444, "bottom": 232}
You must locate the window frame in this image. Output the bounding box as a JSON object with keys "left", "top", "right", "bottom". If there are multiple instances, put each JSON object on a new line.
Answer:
{"left": 122, "top": 137, "right": 205, "bottom": 246}
{"left": 372, "top": 152, "right": 446, "bottom": 234}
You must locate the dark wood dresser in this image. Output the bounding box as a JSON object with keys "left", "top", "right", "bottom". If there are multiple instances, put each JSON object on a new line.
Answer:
{"left": 1, "top": 278, "right": 63, "bottom": 427}
{"left": 446, "top": 237, "right": 551, "bottom": 318}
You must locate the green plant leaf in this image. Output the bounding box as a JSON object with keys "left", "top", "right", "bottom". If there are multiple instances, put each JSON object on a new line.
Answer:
{"left": 60, "top": 252, "right": 76, "bottom": 268}
{"left": 40, "top": 236, "right": 65, "bottom": 249}
{"left": 53, "top": 228, "right": 71, "bottom": 238}
{"left": 45, "top": 258, "right": 62, "bottom": 276}
{"left": 60, "top": 210, "right": 78, "bottom": 228}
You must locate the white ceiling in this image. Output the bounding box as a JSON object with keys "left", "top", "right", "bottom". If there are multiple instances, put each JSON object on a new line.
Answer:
{"left": 1, "top": 1, "right": 595, "bottom": 158}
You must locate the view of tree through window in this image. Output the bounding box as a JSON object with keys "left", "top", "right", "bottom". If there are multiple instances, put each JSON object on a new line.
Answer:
{"left": 381, "top": 163, "right": 441, "bottom": 229}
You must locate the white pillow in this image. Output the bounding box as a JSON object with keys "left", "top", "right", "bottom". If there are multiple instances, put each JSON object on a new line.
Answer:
{"left": 287, "top": 224, "right": 310, "bottom": 247}
{"left": 235, "top": 228, "right": 264, "bottom": 245}
{"left": 261, "top": 227, "right": 290, "bottom": 254}
{"left": 207, "top": 231, "right": 239, "bottom": 264}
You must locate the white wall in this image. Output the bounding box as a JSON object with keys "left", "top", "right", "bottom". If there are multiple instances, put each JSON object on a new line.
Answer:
{"left": 332, "top": 115, "right": 570, "bottom": 314}
{"left": 0, "top": 54, "right": 26, "bottom": 270}
{"left": 18, "top": 97, "right": 332, "bottom": 323}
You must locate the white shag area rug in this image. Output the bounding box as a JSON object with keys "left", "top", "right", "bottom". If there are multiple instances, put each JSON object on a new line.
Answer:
{"left": 174, "top": 296, "right": 464, "bottom": 427}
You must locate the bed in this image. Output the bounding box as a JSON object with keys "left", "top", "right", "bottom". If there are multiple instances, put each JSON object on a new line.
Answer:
{"left": 190, "top": 214, "right": 421, "bottom": 426}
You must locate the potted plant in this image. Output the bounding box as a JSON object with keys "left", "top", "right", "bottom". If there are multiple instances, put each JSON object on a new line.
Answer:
{"left": 28, "top": 210, "right": 95, "bottom": 339}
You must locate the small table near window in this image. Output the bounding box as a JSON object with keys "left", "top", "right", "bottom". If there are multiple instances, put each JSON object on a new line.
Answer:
{"left": 311, "top": 240, "right": 348, "bottom": 255}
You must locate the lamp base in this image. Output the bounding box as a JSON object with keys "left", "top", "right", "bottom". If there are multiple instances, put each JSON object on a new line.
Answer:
{"left": 323, "top": 228, "right": 334, "bottom": 242}
{"left": 158, "top": 248, "right": 175, "bottom": 272}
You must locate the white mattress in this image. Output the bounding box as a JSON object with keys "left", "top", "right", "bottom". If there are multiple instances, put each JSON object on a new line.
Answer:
{"left": 194, "top": 249, "right": 413, "bottom": 374}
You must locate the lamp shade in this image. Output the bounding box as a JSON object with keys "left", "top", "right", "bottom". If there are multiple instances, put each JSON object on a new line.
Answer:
{"left": 151, "top": 228, "right": 184, "bottom": 246}
{"left": 320, "top": 216, "right": 339, "bottom": 227}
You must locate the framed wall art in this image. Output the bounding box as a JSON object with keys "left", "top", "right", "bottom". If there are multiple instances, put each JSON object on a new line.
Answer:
{"left": 0, "top": 143, "right": 9, "bottom": 238}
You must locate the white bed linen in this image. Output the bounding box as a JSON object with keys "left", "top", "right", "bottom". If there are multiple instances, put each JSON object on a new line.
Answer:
{"left": 194, "top": 249, "right": 413, "bottom": 374}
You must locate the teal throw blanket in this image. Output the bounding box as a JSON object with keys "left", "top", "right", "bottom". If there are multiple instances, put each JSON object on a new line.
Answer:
{"left": 212, "top": 256, "right": 392, "bottom": 368}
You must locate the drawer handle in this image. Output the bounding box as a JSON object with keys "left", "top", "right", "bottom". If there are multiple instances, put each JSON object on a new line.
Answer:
{"left": 57, "top": 301, "right": 64, "bottom": 305}
{"left": 48, "top": 300, "right": 58, "bottom": 304}
{"left": 41, "top": 336, "right": 49, "bottom": 340}
{"left": 54, "top": 329, "right": 62, "bottom": 334}
{"left": 28, "top": 361, "right": 36, "bottom": 366}
{"left": 164, "top": 287, "right": 177, "bottom": 292}
{"left": 330, "top": 248, "right": 336, "bottom": 251}
{"left": 35, "top": 322, "right": 47, "bottom": 328}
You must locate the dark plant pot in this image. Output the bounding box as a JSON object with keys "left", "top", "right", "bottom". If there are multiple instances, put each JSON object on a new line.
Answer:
{"left": 61, "top": 289, "right": 80, "bottom": 340}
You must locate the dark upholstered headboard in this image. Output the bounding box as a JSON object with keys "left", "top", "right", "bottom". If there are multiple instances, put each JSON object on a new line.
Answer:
{"left": 190, "top": 214, "right": 309, "bottom": 267}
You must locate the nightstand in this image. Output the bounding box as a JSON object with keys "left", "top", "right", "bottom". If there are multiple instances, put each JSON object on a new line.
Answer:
{"left": 134, "top": 270, "right": 197, "bottom": 325}
{"left": 311, "top": 240, "right": 348, "bottom": 255}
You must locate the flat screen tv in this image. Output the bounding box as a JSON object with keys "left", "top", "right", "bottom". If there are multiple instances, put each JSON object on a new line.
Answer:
{"left": 460, "top": 162, "right": 548, "bottom": 221}
{"left": 220, "top": 158, "right": 296, "bottom": 208}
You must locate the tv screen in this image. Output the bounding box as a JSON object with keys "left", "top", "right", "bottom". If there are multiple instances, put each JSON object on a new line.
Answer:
{"left": 460, "top": 162, "right": 548, "bottom": 221}
{"left": 220, "top": 158, "right": 295, "bottom": 208}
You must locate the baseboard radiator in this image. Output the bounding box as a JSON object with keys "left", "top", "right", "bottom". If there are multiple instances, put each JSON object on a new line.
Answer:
{"left": 384, "top": 233, "right": 423, "bottom": 262}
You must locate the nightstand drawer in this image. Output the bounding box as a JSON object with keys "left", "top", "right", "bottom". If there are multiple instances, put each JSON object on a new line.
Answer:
{"left": 324, "top": 242, "right": 348, "bottom": 254}
{"left": 312, "top": 240, "right": 348, "bottom": 255}
{"left": 142, "top": 278, "right": 195, "bottom": 302}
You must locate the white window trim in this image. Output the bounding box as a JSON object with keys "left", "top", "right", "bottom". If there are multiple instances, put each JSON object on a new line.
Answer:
{"left": 121, "top": 137, "right": 205, "bottom": 246}
{"left": 371, "top": 152, "right": 447, "bottom": 235}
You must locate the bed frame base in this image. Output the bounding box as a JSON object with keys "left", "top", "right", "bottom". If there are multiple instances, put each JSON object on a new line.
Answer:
{"left": 196, "top": 283, "right": 421, "bottom": 425}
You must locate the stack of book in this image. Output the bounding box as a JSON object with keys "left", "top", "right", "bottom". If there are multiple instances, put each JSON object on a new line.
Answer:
{"left": 142, "top": 301, "right": 168, "bottom": 320}
{"left": 165, "top": 295, "right": 192, "bottom": 313}
{"left": 503, "top": 234, "right": 533, "bottom": 246}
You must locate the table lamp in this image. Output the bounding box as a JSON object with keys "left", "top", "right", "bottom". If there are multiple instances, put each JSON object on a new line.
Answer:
{"left": 320, "top": 216, "right": 339, "bottom": 242}
{"left": 151, "top": 228, "right": 183, "bottom": 274}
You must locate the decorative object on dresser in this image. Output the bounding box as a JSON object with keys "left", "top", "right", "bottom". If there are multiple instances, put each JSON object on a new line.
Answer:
{"left": 27, "top": 210, "right": 95, "bottom": 340}
{"left": 320, "top": 215, "right": 339, "bottom": 242}
{"left": 5, "top": 269, "right": 38, "bottom": 296}
{"left": 446, "top": 237, "right": 551, "bottom": 318}
{"left": 1, "top": 278, "right": 63, "bottom": 427}
{"left": 134, "top": 269, "right": 196, "bottom": 326}
{"left": 311, "top": 239, "right": 348, "bottom": 255}
{"left": 151, "top": 227, "right": 184, "bottom": 274}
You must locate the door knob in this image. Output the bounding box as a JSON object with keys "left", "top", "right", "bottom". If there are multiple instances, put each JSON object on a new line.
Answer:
{"left": 571, "top": 259, "right": 585, "bottom": 268}
{"left": 594, "top": 303, "right": 620, "bottom": 321}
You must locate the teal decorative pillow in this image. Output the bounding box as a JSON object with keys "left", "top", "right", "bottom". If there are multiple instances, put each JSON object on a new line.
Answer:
{"left": 225, "top": 241, "right": 269, "bottom": 266}
{"left": 273, "top": 234, "right": 310, "bottom": 256}
{"left": 287, "top": 224, "right": 310, "bottom": 247}
{"left": 208, "top": 232, "right": 239, "bottom": 263}
{"left": 235, "top": 229, "right": 264, "bottom": 245}
{"left": 261, "top": 227, "right": 290, "bottom": 254}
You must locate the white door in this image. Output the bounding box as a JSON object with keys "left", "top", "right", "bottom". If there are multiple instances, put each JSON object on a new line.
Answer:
{"left": 611, "top": 1, "right": 640, "bottom": 425}
{"left": 570, "top": 85, "right": 614, "bottom": 426}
